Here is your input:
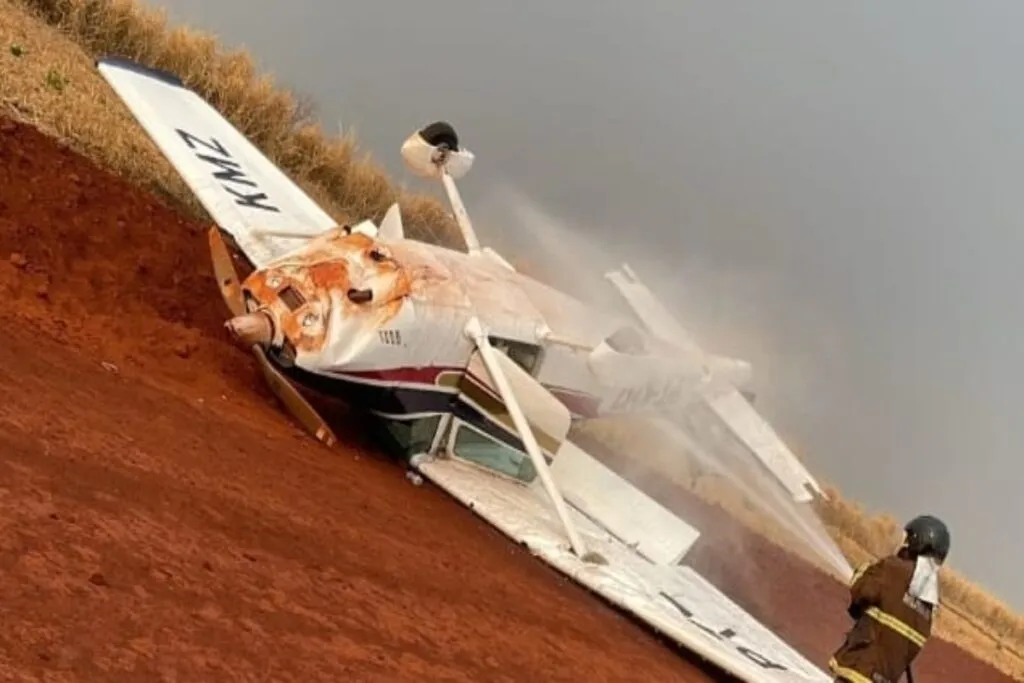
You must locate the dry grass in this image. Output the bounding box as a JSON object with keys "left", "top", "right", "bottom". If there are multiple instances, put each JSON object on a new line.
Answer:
{"left": 1, "top": 0, "right": 1020, "bottom": 678}
{"left": 1, "top": 0, "right": 461, "bottom": 249}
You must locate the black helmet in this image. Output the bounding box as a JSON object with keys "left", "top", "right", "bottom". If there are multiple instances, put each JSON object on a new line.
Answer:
{"left": 903, "top": 515, "right": 951, "bottom": 563}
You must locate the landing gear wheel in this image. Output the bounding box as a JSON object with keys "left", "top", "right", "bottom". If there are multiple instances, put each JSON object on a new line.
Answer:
{"left": 419, "top": 121, "right": 459, "bottom": 151}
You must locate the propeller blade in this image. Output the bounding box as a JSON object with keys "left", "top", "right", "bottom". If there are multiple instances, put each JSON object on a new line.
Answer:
{"left": 208, "top": 227, "right": 338, "bottom": 448}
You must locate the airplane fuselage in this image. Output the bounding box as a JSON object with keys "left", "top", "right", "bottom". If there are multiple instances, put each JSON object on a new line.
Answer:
{"left": 229, "top": 227, "right": 730, "bottom": 461}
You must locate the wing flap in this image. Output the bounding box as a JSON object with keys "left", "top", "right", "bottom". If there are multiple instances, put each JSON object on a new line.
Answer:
{"left": 96, "top": 56, "right": 338, "bottom": 267}
{"left": 550, "top": 440, "right": 701, "bottom": 565}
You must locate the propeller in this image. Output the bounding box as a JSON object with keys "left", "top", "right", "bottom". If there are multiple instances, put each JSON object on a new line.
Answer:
{"left": 206, "top": 227, "right": 338, "bottom": 448}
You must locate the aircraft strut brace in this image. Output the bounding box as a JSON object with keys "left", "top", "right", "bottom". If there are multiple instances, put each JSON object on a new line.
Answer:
{"left": 463, "top": 317, "right": 591, "bottom": 559}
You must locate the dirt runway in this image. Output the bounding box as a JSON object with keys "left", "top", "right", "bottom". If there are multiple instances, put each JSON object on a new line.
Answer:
{"left": 0, "top": 117, "right": 1012, "bottom": 682}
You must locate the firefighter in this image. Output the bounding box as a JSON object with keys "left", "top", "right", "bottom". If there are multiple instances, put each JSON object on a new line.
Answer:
{"left": 829, "top": 514, "right": 951, "bottom": 683}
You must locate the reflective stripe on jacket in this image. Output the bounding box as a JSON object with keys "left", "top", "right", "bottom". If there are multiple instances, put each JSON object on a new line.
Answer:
{"left": 829, "top": 555, "right": 933, "bottom": 683}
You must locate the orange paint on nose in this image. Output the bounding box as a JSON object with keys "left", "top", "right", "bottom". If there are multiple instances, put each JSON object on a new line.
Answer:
{"left": 235, "top": 229, "right": 431, "bottom": 362}
{"left": 308, "top": 261, "right": 351, "bottom": 290}
{"left": 244, "top": 271, "right": 281, "bottom": 304}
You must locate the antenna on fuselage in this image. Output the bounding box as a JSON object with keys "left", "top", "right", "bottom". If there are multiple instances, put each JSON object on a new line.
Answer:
{"left": 400, "top": 121, "right": 481, "bottom": 254}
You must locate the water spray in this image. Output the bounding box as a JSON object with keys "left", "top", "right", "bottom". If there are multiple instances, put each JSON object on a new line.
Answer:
{"left": 478, "top": 185, "right": 854, "bottom": 582}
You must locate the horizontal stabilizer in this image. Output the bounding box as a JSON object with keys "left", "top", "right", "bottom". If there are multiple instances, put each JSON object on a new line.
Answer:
{"left": 706, "top": 388, "right": 824, "bottom": 503}
{"left": 605, "top": 263, "right": 703, "bottom": 354}
{"left": 605, "top": 263, "right": 822, "bottom": 503}
{"left": 706, "top": 354, "right": 754, "bottom": 392}
{"left": 550, "top": 441, "right": 701, "bottom": 564}
{"left": 96, "top": 56, "right": 337, "bottom": 267}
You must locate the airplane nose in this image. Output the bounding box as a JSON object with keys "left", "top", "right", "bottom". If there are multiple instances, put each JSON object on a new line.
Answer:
{"left": 225, "top": 312, "right": 273, "bottom": 346}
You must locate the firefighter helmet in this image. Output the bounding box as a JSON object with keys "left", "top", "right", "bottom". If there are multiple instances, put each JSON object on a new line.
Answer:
{"left": 903, "top": 514, "right": 951, "bottom": 563}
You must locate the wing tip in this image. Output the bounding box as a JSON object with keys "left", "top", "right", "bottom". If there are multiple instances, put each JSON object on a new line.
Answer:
{"left": 95, "top": 55, "right": 185, "bottom": 89}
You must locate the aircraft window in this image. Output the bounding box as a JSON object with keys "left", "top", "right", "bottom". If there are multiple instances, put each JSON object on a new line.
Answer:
{"left": 488, "top": 336, "right": 541, "bottom": 375}
{"left": 378, "top": 415, "right": 442, "bottom": 456}
{"left": 451, "top": 422, "right": 537, "bottom": 484}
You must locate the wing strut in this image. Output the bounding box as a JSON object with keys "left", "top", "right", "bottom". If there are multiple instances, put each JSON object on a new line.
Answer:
{"left": 463, "top": 317, "right": 594, "bottom": 560}
{"left": 440, "top": 170, "right": 480, "bottom": 253}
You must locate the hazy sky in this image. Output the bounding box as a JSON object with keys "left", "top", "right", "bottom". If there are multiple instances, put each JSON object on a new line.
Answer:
{"left": 145, "top": 0, "right": 1022, "bottom": 609}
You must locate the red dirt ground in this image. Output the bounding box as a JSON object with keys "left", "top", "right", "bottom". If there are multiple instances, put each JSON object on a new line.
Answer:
{"left": 0, "top": 116, "right": 1011, "bottom": 683}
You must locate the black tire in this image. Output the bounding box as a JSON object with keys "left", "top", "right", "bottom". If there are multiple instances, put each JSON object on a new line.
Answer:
{"left": 419, "top": 121, "right": 459, "bottom": 151}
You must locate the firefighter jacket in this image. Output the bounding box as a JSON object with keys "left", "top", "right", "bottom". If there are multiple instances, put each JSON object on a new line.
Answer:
{"left": 829, "top": 554, "right": 934, "bottom": 683}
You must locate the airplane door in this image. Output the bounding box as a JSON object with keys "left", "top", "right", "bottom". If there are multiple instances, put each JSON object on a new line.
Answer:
{"left": 444, "top": 343, "right": 571, "bottom": 484}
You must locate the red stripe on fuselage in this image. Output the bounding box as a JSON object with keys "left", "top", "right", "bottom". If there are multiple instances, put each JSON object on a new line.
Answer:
{"left": 334, "top": 366, "right": 463, "bottom": 385}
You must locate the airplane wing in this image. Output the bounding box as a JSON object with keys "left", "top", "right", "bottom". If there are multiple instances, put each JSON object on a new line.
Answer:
{"left": 416, "top": 315, "right": 832, "bottom": 682}
{"left": 604, "top": 263, "right": 825, "bottom": 504}
{"left": 95, "top": 57, "right": 338, "bottom": 268}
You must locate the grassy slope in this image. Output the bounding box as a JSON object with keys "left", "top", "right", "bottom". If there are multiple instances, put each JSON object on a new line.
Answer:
{"left": 2, "top": 0, "right": 1020, "bottom": 678}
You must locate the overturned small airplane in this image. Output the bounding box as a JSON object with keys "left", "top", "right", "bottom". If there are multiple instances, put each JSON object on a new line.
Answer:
{"left": 96, "top": 55, "right": 834, "bottom": 682}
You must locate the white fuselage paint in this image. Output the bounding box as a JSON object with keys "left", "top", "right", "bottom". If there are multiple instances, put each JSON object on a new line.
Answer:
{"left": 242, "top": 229, "right": 725, "bottom": 422}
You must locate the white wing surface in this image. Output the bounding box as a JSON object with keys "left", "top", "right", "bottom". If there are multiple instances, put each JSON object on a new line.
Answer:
{"left": 96, "top": 56, "right": 338, "bottom": 267}
{"left": 415, "top": 453, "right": 831, "bottom": 682}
